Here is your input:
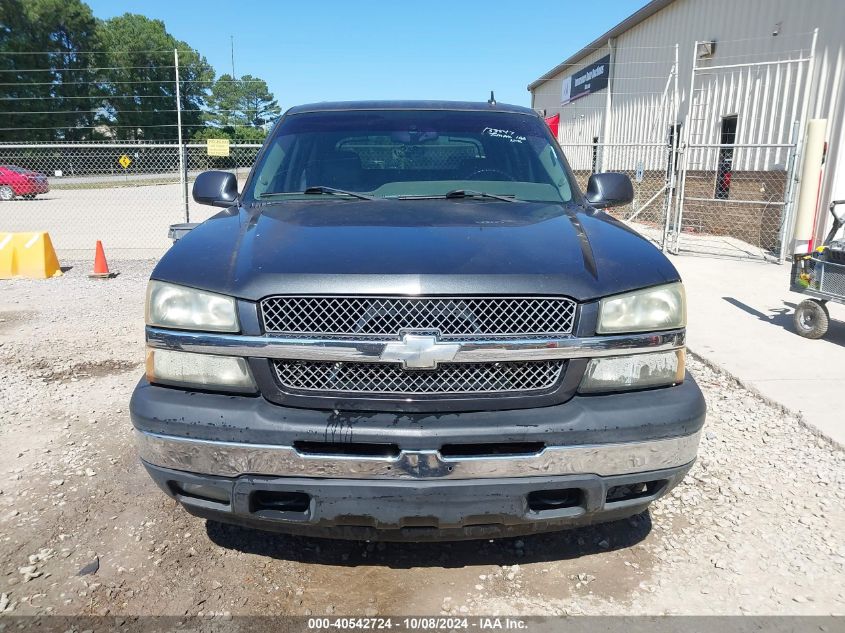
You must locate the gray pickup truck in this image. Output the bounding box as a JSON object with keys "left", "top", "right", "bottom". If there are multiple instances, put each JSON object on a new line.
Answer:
{"left": 130, "top": 101, "right": 705, "bottom": 541}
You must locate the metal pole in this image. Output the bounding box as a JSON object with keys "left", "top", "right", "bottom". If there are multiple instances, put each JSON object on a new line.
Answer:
{"left": 231, "top": 35, "right": 236, "bottom": 77}
{"left": 662, "top": 43, "right": 680, "bottom": 252}
{"left": 671, "top": 40, "right": 699, "bottom": 254}
{"left": 601, "top": 38, "right": 616, "bottom": 172}
{"left": 778, "top": 120, "right": 801, "bottom": 262}
{"left": 175, "top": 48, "right": 189, "bottom": 222}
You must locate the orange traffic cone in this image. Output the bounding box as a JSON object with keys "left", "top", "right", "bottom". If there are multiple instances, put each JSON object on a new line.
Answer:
{"left": 89, "top": 240, "right": 117, "bottom": 278}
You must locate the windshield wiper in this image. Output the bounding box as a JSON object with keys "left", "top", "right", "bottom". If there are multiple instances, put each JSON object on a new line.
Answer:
{"left": 390, "top": 190, "right": 517, "bottom": 202}
{"left": 303, "top": 186, "right": 376, "bottom": 200}
{"left": 444, "top": 189, "right": 516, "bottom": 203}
{"left": 260, "top": 186, "right": 376, "bottom": 201}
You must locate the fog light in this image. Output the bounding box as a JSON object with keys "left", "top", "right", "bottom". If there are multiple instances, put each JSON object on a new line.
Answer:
{"left": 579, "top": 349, "right": 685, "bottom": 393}
{"left": 146, "top": 348, "right": 256, "bottom": 393}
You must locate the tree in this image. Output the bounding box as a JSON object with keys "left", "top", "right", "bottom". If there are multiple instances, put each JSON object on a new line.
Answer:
{"left": 238, "top": 74, "right": 280, "bottom": 127}
{"left": 0, "top": 0, "right": 100, "bottom": 141}
{"left": 95, "top": 14, "right": 214, "bottom": 140}
{"left": 192, "top": 125, "right": 267, "bottom": 143}
{"left": 205, "top": 73, "right": 280, "bottom": 133}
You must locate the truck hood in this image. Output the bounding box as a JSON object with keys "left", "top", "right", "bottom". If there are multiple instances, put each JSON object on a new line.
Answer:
{"left": 152, "top": 199, "right": 679, "bottom": 302}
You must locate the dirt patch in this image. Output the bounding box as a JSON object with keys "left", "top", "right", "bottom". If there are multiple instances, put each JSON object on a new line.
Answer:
{"left": 25, "top": 358, "right": 142, "bottom": 383}
{"left": 0, "top": 310, "right": 38, "bottom": 334}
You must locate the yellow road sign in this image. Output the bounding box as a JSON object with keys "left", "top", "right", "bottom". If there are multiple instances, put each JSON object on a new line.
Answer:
{"left": 118, "top": 155, "right": 132, "bottom": 169}
{"left": 206, "top": 138, "right": 230, "bottom": 157}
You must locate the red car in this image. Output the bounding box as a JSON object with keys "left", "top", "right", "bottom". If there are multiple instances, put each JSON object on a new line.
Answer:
{"left": 0, "top": 165, "right": 50, "bottom": 201}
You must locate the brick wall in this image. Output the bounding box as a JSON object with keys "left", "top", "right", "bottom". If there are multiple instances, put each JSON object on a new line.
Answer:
{"left": 572, "top": 168, "right": 788, "bottom": 251}
{"left": 680, "top": 170, "right": 788, "bottom": 251}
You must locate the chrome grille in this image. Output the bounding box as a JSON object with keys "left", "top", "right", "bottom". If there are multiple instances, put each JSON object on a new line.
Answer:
{"left": 260, "top": 296, "right": 577, "bottom": 338}
{"left": 272, "top": 360, "right": 565, "bottom": 395}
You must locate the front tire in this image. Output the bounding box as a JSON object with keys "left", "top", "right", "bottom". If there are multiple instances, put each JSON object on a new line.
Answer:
{"left": 0, "top": 185, "right": 14, "bottom": 201}
{"left": 794, "top": 299, "right": 829, "bottom": 339}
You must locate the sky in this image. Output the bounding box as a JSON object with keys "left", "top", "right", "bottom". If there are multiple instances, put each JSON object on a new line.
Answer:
{"left": 84, "top": 0, "right": 649, "bottom": 111}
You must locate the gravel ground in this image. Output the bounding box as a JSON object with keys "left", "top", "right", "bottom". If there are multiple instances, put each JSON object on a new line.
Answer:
{"left": 0, "top": 260, "right": 843, "bottom": 617}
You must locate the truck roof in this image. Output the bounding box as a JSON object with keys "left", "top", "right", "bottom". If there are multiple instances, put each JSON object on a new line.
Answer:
{"left": 284, "top": 100, "right": 539, "bottom": 116}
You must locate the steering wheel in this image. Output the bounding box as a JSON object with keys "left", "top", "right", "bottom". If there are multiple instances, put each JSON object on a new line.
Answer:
{"left": 466, "top": 168, "right": 516, "bottom": 182}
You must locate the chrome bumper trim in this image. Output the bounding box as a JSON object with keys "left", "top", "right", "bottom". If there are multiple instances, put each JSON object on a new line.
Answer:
{"left": 145, "top": 327, "right": 686, "bottom": 364}
{"left": 136, "top": 430, "right": 701, "bottom": 480}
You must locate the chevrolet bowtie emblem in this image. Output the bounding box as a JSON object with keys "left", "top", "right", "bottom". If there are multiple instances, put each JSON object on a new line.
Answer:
{"left": 380, "top": 334, "right": 460, "bottom": 370}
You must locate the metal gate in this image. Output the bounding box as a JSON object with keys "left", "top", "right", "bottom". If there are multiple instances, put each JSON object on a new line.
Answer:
{"left": 557, "top": 46, "right": 681, "bottom": 249}
{"left": 668, "top": 32, "right": 817, "bottom": 261}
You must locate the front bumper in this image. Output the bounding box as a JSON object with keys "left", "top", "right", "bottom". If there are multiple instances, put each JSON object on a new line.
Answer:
{"left": 131, "top": 375, "right": 705, "bottom": 540}
{"left": 143, "top": 461, "right": 694, "bottom": 541}
{"left": 136, "top": 428, "right": 701, "bottom": 480}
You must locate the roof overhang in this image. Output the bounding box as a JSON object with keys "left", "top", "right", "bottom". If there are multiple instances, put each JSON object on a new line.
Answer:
{"left": 527, "top": 0, "right": 675, "bottom": 92}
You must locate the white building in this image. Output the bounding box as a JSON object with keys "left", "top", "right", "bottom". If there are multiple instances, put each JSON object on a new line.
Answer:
{"left": 528, "top": 0, "right": 844, "bottom": 258}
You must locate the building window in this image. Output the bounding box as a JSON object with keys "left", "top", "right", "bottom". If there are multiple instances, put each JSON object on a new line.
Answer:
{"left": 715, "top": 115, "right": 737, "bottom": 199}
{"left": 667, "top": 123, "right": 682, "bottom": 176}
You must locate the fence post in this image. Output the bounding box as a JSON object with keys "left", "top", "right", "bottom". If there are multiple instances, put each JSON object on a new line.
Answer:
{"left": 670, "top": 40, "right": 700, "bottom": 254}
{"left": 600, "top": 38, "right": 616, "bottom": 173}
{"left": 174, "top": 48, "right": 189, "bottom": 222}
{"left": 182, "top": 145, "right": 190, "bottom": 223}
{"left": 662, "top": 43, "right": 680, "bottom": 252}
{"left": 778, "top": 121, "right": 802, "bottom": 262}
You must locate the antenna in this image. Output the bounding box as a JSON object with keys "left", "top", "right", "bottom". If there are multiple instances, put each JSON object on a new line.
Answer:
{"left": 488, "top": 91, "right": 496, "bottom": 106}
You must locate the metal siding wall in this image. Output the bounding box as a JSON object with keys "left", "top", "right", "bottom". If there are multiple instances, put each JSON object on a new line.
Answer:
{"left": 530, "top": 0, "right": 844, "bottom": 238}
{"left": 533, "top": 45, "right": 611, "bottom": 169}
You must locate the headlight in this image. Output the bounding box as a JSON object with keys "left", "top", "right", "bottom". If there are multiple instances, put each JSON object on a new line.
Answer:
{"left": 597, "top": 282, "right": 686, "bottom": 334}
{"left": 579, "top": 349, "right": 685, "bottom": 393}
{"left": 146, "top": 280, "right": 238, "bottom": 332}
{"left": 146, "top": 349, "right": 256, "bottom": 392}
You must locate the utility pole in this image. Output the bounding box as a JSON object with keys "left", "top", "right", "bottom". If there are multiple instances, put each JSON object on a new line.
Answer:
{"left": 175, "top": 48, "right": 189, "bottom": 221}
{"left": 231, "top": 36, "right": 236, "bottom": 78}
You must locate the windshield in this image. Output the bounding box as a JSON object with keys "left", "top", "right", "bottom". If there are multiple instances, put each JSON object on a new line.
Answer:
{"left": 244, "top": 109, "right": 575, "bottom": 203}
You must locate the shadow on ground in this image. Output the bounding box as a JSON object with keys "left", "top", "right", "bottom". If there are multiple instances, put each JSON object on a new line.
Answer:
{"left": 723, "top": 297, "right": 845, "bottom": 347}
{"left": 204, "top": 512, "right": 652, "bottom": 569}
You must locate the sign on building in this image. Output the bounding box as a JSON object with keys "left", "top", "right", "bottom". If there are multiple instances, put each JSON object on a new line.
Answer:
{"left": 206, "top": 138, "right": 231, "bottom": 157}
{"left": 561, "top": 54, "right": 611, "bottom": 105}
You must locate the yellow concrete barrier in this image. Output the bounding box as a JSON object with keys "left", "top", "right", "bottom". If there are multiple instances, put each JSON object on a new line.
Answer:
{"left": 0, "top": 232, "right": 62, "bottom": 279}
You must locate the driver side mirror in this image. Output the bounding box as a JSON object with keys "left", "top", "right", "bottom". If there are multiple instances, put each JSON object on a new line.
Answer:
{"left": 585, "top": 172, "right": 634, "bottom": 209}
{"left": 193, "top": 170, "right": 238, "bottom": 207}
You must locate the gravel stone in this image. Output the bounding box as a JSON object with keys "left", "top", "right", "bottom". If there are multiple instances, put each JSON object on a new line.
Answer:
{"left": 0, "top": 258, "right": 842, "bottom": 616}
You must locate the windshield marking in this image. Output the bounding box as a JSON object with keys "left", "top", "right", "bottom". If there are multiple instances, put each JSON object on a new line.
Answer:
{"left": 481, "top": 127, "right": 526, "bottom": 143}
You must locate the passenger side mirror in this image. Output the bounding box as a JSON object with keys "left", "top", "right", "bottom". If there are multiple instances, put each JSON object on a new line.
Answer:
{"left": 585, "top": 172, "right": 634, "bottom": 209}
{"left": 192, "top": 170, "right": 238, "bottom": 207}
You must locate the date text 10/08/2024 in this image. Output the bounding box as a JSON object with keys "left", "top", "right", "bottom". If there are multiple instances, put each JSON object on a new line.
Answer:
{"left": 306, "top": 617, "right": 529, "bottom": 630}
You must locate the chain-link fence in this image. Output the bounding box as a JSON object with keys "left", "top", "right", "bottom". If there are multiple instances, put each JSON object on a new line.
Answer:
{"left": 1, "top": 138, "right": 678, "bottom": 258}
{"left": 663, "top": 35, "right": 812, "bottom": 262}
{"left": 0, "top": 136, "right": 805, "bottom": 263}
{"left": 0, "top": 142, "right": 260, "bottom": 257}
{"left": 670, "top": 142, "right": 796, "bottom": 260}
{"left": 561, "top": 142, "right": 674, "bottom": 247}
